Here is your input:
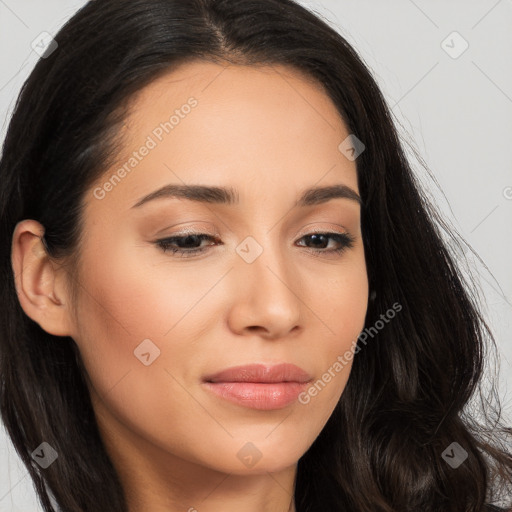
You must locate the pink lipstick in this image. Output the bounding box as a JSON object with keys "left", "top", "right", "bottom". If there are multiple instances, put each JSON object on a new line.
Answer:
{"left": 202, "top": 363, "right": 312, "bottom": 410}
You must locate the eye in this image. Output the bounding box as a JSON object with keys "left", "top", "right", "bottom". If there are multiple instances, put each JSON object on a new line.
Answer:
{"left": 155, "top": 233, "right": 219, "bottom": 258}
{"left": 296, "top": 232, "right": 355, "bottom": 256}
{"left": 154, "top": 231, "right": 355, "bottom": 258}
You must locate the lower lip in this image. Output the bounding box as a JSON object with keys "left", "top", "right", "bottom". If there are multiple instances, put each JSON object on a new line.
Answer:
{"left": 202, "top": 381, "right": 309, "bottom": 410}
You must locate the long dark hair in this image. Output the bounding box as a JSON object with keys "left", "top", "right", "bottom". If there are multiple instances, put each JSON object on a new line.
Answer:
{"left": 0, "top": 0, "right": 511, "bottom": 510}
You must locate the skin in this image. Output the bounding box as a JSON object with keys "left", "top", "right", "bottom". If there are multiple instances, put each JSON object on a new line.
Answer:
{"left": 11, "top": 61, "right": 368, "bottom": 512}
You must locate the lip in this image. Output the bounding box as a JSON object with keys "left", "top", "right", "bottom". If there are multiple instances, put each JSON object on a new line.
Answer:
{"left": 203, "top": 363, "right": 312, "bottom": 384}
{"left": 202, "top": 363, "right": 313, "bottom": 410}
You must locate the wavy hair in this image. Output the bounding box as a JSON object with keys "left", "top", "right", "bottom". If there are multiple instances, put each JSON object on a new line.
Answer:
{"left": 0, "top": 0, "right": 511, "bottom": 510}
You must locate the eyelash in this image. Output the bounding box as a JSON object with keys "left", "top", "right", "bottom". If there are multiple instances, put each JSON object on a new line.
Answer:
{"left": 155, "top": 231, "right": 355, "bottom": 258}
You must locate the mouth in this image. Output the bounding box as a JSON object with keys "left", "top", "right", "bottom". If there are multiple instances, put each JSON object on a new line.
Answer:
{"left": 202, "top": 363, "right": 313, "bottom": 410}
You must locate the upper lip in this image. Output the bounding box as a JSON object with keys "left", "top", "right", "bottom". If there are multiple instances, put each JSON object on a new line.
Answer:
{"left": 203, "top": 363, "right": 312, "bottom": 383}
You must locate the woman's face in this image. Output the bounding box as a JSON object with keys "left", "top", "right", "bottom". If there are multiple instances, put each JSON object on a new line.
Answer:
{"left": 66, "top": 61, "right": 368, "bottom": 477}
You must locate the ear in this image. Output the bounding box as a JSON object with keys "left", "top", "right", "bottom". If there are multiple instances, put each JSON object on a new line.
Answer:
{"left": 11, "top": 219, "right": 75, "bottom": 337}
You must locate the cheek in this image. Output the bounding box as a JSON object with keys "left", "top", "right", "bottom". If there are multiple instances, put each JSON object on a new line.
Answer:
{"left": 321, "top": 255, "right": 369, "bottom": 350}
{"left": 70, "top": 237, "right": 226, "bottom": 401}
{"left": 69, "top": 248, "right": 211, "bottom": 451}
{"left": 75, "top": 234, "right": 216, "bottom": 337}
{"left": 302, "top": 254, "right": 368, "bottom": 405}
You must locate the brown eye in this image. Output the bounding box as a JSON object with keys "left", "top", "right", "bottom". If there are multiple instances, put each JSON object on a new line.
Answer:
{"left": 156, "top": 233, "right": 219, "bottom": 258}
{"left": 296, "top": 232, "right": 355, "bottom": 256}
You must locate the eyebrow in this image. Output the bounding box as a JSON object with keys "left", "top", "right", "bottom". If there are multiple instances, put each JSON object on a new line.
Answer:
{"left": 131, "top": 183, "right": 362, "bottom": 209}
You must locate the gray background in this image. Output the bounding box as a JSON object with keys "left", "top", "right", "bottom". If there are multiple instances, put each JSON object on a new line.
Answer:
{"left": 1, "top": 1, "right": 511, "bottom": 510}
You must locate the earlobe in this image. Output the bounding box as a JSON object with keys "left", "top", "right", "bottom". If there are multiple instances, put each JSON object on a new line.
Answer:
{"left": 11, "top": 219, "right": 74, "bottom": 337}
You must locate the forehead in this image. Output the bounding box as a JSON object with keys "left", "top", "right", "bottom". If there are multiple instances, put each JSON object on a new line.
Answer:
{"left": 129, "top": 59, "right": 338, "bottom": 118}
{"left": 87, "top": 60, "right": 358, "bottom": 214}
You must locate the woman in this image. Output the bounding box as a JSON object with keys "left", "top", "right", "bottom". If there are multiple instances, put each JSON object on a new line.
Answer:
{"left": 0, "top": 0, "right": 510, "bottom": 511}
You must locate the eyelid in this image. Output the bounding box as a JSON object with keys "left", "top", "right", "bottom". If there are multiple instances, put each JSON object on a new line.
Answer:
{"left": 152, "top": 220, "right": 220, "bottom": 237}
{"left": 294, "top": 223, "right": 351, "bottom": 237}
{"left": 156, "top": 221, "right": 352, "bottom": 239}
{"left": 160, "top": 227, "right": 351, "bottom": 242}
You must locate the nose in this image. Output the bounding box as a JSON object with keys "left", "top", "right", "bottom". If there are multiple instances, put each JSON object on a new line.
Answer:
{"left": 226, "top": 236, "right": 303, "bottom": 340}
